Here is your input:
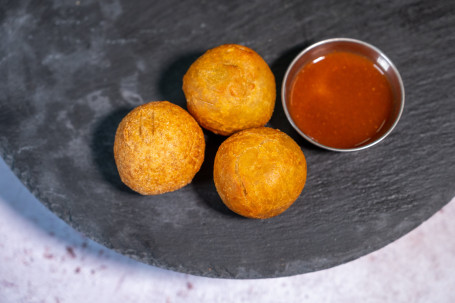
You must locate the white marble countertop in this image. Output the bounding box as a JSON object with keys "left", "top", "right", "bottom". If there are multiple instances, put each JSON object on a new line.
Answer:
{"left": 0, "top": 156, "right": 454, "bottom": 303}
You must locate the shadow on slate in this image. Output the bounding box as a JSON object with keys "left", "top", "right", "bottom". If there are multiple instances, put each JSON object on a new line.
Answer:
{"left": 156, "top": 51, "right": 204, "bottom": 109}
{"left": 90, "top": 107, "right": 138, "bottom": 195}
{"left": 268, "top": 40, "right": 323, "bottom": 152}
{"left": 191, "top": 130, "right": 243, "bottom": 218}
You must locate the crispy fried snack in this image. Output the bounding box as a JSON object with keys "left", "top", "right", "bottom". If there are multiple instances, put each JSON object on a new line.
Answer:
{"left": 183, "top": 44, "right": 276, "bottom": 136}
{"left": 114, "top": 101, "right": 205, "bottom": 195}
{"left": 214, "top": 127, "right": 306, "bottom": 219}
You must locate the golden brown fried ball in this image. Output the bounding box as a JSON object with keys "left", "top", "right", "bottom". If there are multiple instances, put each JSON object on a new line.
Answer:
{"left": 183, "top": 44, "right": 276, "bottom": 136}
{"left": 214, "top": 127, "right": 307, "bottom": 219}
{"left": 114, "top": 101, "right": 205, "bottom": 195}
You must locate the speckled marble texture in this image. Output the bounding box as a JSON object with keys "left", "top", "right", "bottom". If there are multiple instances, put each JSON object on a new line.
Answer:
{"left": 1, "top": 0, "right": 455, "bottom": 278}
{"left": 1, "top": 157, "right": 454, "bottom": 302}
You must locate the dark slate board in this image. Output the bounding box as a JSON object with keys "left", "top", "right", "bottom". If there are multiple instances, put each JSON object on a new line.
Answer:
{"left": 1, "top": 0, "right": 454, "bottom": 278}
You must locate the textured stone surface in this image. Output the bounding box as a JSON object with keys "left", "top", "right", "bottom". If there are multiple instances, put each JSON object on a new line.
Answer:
{"left": 0, "top": 0, "right": 454, "bottom": 278}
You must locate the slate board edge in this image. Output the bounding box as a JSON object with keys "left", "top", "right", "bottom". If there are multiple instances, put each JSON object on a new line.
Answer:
{"left": 0, "top": 146, "right": 442, "bottom": 279}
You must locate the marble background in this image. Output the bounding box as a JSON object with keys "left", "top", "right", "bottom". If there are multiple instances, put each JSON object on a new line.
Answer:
{"left": 1, "top": 156, "right": 454, "bottom": 302}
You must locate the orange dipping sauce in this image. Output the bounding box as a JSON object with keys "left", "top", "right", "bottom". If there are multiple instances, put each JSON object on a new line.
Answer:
{"left": 289, "top": 51, "right": 394, "bottom": 149}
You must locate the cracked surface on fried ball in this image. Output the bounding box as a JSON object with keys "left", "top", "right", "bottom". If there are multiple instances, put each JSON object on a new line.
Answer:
{"left": 183, "top": 44, "right": 276, "bottom": 136}
{"left": 214, "top": 127, "right": 307, "bottom": 219}
{"left": 114, "top": 101, "right": 205, "bottom": 195}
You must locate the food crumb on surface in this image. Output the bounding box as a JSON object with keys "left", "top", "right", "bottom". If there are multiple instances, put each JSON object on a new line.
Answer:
{"left": 66, "top": 246, "right": 76, "bottom": 258}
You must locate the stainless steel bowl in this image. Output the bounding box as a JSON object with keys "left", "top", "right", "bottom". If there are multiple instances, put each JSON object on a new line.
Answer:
{"left": 281, "top": 38, "right": 405, "bottom": 152}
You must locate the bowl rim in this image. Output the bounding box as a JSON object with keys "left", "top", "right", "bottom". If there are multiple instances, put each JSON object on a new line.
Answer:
{"left": 281, "top": 37, "right": 405, "bottom": 152}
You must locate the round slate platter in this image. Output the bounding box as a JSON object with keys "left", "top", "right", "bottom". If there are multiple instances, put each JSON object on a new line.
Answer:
{"left": 1, "top": 0, "right": 455, "bottom": 279}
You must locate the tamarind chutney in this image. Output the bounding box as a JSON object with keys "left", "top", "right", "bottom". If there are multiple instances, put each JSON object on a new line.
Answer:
{"left": 289, "top": 51, "right": 394, "bottom": 149}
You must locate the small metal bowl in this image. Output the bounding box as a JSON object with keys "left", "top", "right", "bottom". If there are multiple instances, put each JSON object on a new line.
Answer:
{"left": 282, "top": 38, "right": 405, "bottom": 152}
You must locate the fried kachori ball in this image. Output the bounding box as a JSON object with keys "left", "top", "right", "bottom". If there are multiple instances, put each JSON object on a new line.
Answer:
{"left": 213, "top": 127, "right": 307, "bottom": 219}
{"left": 114, "top": 101, "right": 205, "bottom": 195}
{"left": 183, "top": 44, "right": 276, "bottom": 136}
